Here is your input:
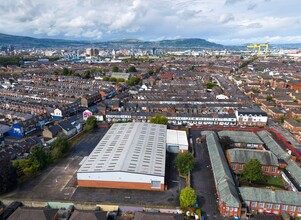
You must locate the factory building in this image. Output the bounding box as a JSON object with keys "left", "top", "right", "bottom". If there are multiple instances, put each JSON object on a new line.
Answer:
{"left": 77, "top": 122, "right": 167, "bottom": 191}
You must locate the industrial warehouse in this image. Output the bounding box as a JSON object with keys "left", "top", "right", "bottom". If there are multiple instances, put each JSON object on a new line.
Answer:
{"left": 77, "top": 122, "right": 169, "bottom": 191}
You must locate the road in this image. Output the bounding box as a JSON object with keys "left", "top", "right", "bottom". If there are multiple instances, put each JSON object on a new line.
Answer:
{"left": 190, "top": 129, "right": 228, "bottom": 220}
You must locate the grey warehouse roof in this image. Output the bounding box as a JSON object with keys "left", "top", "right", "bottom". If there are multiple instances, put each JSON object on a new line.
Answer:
{"left": 239, "top": 187, "right": 301, "bottom": 206}
{"left": 227, "top": 149, "right": 279, "bottom": 166}
{"left": 218, "top": 130, "right": 263, "bottom": 145}
{"left": 78, "top": 122, "right": 167, "bottom": 176}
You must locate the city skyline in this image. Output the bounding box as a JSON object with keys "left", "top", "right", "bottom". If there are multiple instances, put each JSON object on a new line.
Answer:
{"left": 0, "top": 0, "right": 301, "bottom": 45}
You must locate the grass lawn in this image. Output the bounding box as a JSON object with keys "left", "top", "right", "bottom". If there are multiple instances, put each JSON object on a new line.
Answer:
{"left": 239, "top": 175, "right": 285, "bottom": 190}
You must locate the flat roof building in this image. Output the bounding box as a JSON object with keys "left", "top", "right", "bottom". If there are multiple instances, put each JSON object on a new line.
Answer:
{"left": 166, "top": 129, "right": 188, "bottom": 153}
{"left": 77, "top": 122, "right": 167, "bottom": 191}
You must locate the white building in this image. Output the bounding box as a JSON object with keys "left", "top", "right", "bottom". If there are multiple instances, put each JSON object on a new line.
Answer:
{"left": 166, "top": 130, "right": 189, "bottom": 153}
{"left": 77, "top": 122, "right": 167, "bottom": 191}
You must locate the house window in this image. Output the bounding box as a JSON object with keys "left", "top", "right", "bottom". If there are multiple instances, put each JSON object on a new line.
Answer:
{"left": 266, "top": 203, "right": 272, "bottom": 209}
{"left": 239, "top": 164, "right": 243, "bottom": 170}
{"left": 226, "top": 207, "right": 229, "bottom": 211}
{"left": 259, "top": 203, "right": 264, "bottom": 208}
{"left": 151, "top": 181, "right": 161, "bottom": 188}
{"left": 298, "top": 207, "right": 301, "bottom": 213}
{"left": 274, "top": 204, "right": 280, "bottom": 210}
{"left": 232, "top": 164, "right": 236, "bottom": 170}
{"left": 264, "top": 166, "right": 270, "bottom": 172}
{"left": 251, "top": 202, "right": 257, "bottom": 207}
{"left": 282, "top": 205, "right": 288, "bottom": 211}
{"left": 272, "top": 167, "right": 277, "bottom": 173}
{"left": 234, "top": 208, "right": 238, "bottom": 212}
{"left": 290, "top": 206, "right": 296, "bottom": 212}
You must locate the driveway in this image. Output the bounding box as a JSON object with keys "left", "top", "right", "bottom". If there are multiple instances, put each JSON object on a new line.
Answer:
{"left": 190, "top": 129, "right": 229, "bottom": 220}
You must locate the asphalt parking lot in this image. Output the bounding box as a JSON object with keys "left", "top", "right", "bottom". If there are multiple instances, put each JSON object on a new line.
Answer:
{"left": 1, "top": 128, "right": 108, "bottom": 201}
{"left": 190, "top": 128, "right": 227, "bottom": 220}
{"left": 71, "top": 152, "right": 184, "bottom": 207}
{"left": 2, "top": 128, "right": 184, "bottom": 207}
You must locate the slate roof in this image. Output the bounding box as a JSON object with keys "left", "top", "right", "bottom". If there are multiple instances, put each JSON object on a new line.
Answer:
{"left": 133, "top": 212, "right": 184, "bottom": 220}
{"left": 202, "top": 131, "right": 241, "bottom": 208}
{"left": 239, "top": 187, "right": 301, "bottom": 206}
{"left": 218, "top": 130, "right": 263, "bottom": 144}
{"left": 69, "top": 210, "right": 107, "bottom": 220}
{"left": 7, "top": 207, "right": 58, "bottom": 220}
{"left": 58, "top": 120, "right": 75, "bottom": 132}
{"left": 227, "top": 149, "right": 279, "bottom": 166}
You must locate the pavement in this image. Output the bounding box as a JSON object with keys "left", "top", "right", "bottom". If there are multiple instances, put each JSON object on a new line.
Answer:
{"left": 1, "top": 128, "right": 184, "bottom": 207}
{"left": 1, "top": 128, "right": 108, "bottom": 201}
{"left": 190, "top": 129, "right": 230, "bottom": 220}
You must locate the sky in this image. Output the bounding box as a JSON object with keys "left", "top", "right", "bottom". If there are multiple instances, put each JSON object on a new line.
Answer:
{"left": 0, "top": 0, "right": 300, "bottom": 45}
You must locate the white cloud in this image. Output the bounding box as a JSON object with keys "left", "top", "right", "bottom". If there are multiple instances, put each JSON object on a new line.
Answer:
{"left": 0, "top": 0, "right": 300, "bottom": 44}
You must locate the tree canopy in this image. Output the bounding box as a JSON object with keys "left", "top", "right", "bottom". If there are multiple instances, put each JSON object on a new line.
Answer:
{"left": 242, "top": 158, "right": 263, "bottom": 182}
{"left": 128, "top": 66, "right": 137, "bottom": 72}
{"left": 176, "top": 152, "right": 195, "bottom": 176}
{"left": 206, "top": 81, "right": 217, "bottom": 89}
{"left": 150, "top": 113, "right": 168, "bottom": 125}
{"left": 84, "top": 116, "right": 98, "bottom": 131}
{"left": 112, "top": 66, "right": 119, "bottom": 72}
{"left": 50, "top": 135, "right": 71, "bottom": 160}
{"left": 180, "top": 187, "right": 197, "bottom": 208}
{"left": 126, "top": 76, "right": 141, "bottom": 86}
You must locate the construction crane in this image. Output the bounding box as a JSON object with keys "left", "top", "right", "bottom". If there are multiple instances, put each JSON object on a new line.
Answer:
{"left": 247, "top": 43, "right": 269, "bottom": 56}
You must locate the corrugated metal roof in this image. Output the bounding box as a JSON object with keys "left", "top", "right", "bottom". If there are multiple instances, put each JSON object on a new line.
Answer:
{"left": 78, "top": 122, "right": 166, "bottom": 177}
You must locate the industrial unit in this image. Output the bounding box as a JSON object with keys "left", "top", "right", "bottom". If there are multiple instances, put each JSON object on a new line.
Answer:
{"left": 77, "top": 122, "right": 167, "bottom": 191}
{"left": 166, "top": 129, "right": 189, "bottom": 153}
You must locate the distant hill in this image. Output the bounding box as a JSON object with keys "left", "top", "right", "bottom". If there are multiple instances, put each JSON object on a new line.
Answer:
{"left": 0, "top": 33, "right": 223, "bottom": 49}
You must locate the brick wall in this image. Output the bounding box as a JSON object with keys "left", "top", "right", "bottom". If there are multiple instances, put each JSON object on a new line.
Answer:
{"left": 78, "top": 179, "right": 165, "bottom": 191}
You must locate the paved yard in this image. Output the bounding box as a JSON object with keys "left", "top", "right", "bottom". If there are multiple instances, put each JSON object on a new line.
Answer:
{"left": 1, "top": 128, "right": 184, "bottom": 207}
{"left": 190, "top": 129, "right": 227, "bottom": 220}
{"left": 1, "top": 128, "right": 108, "bottom": 201}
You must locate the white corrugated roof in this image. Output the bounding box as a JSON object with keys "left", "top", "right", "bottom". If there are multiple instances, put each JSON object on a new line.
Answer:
{"left": 78, "top": 122, "right": 167, "bottom": 176}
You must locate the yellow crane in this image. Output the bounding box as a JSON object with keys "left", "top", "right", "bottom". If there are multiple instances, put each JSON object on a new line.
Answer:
{"left": 247, "top": 43, "right": 269, "bottom": 56}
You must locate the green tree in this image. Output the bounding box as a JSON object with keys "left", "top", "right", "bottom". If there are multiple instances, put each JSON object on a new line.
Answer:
{"left": 219, "top": 136, "right": 234, "bottom": 150}
{"left": 180, "top": 187, "right": 197, "bottom": 208}
{"left": 128, "top": 66, "right": 137, "bottom": 72}
{"left": 150, "top": 113, "right": 168, "bottom": 125}
{"left": 126, "top": 76, "right": 141, "bottom": 86}
{"left": 84, "top": 116, "right": 98, "bottom": 131}
{"left": 242, "top": 158, "right": 263, "bottom": 183}
{"left": 103, "top": 76, "right": 110, "bottom": 81}
{"left": 62, "top": 67, "right": 70, "bottom": 75}
{"left": 0, "top": 158, "right": 17, "bottom": 193}
{"left": 112, "top": 66, "right": 119, "bottom": 72}
{"left": 50, "top": 135, "right": 71, "bottom": 160}
{"left": 176, "top": 152, "right": 195, "bottom": 176}
{"left": 30, "top": 145, "right": 51, "bottom": 169}
{"left": 110, "top": 77, "right": 117, "bottom": 82}
{"left": 82, "top": 70, "right": 91, "bottom": 79}
{"left": 117, "top": 78, "right": 125, "bottom": 82}
{"left": 147, "top": 69, "right": 154, "bottom": 75}
{"left": 266, "top": 95, "right": 273, "bottom": 101}
{"left": 206, "top": 82, "right": 217, "bottom": 89}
